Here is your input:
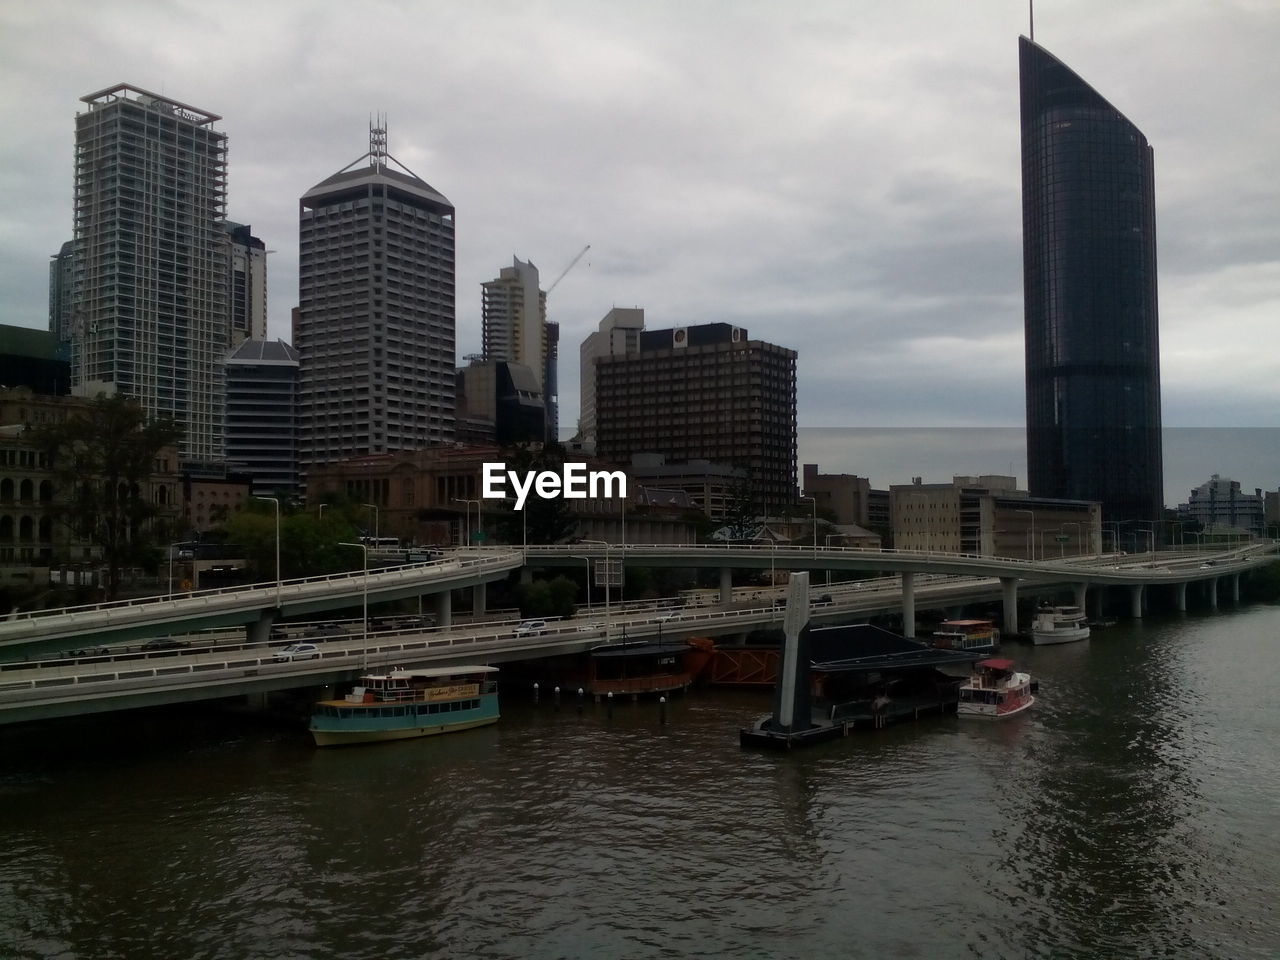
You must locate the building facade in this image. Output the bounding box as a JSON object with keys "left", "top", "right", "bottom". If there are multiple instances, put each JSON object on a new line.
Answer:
{"left": 891, "top": 476, "right": 1101, "bottom": 560}
{"left": 71, "top": 84, "right": 229, "bottom": 464}
{"left": 296, "top": 122, "right": 456, "bottom": 473}
{"left": 578, "top": 307, "right": 644, "bottom": 444}
{"left": 481, "top": 257, "right": 557, "bottom": 441}
{"left": 48, "top": 241, "right": 76, "bottom": 349}
{"left": 802, "top": 463, "right": 890, "bottom": 531}
{"left": 1177, "top": 475, "right": 1265, "bottom": 536}
{"left": 224, "top": 339, "right": 299, "bottom": 498}
{"left": 594, "top": 323, "right": 797, "bottom": 508}
{"left": 1020, "top": 38, "right": 1163, "bottom": 529}
{"left": 224, "top": 222, "right": 268, "bottom": 346}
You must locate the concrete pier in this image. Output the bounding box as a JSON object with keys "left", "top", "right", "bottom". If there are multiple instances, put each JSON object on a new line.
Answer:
{"left": 901, "top": 572, "right": 915, "bottom": 639}
{"left": 435, "top": 591, "right": 452, "bottom": 628}
{"left": 1001, "top": 577, "right": 1019, "bottom": 635}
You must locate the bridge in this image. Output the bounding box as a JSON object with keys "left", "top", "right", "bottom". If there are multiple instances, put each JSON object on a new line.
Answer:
{"left": 0, "top": 541, "right": 1273, "bottom": 726}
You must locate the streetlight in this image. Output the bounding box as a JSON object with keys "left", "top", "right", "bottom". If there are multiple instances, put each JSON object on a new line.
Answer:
{"left": 362, "top": 503, "right": 379, "bottom": 543}
{"left": 799, "top": 495, "right": 817, "bottom": 557}
{"left": 167, "top": 541, "right": 189, "bottom": 599}
{"left": 1015, "top": 508, "right": 1035, "bottom": 562}
{"left": 254, "top": 496, "right": 281, "bottom": 607}
{"left": 1137, "top": 526, "right": 1155, "bottom": 565}
{"left": 582, "top": 539, "right": 612, "bottom": 641}
{"left": 1063, "top": 521, "right": 1081, "bottom": 557}
{"left": 339, "top": 541, "right": 369, "bottom": 669}
{"left": 453, "top": 498, "right": 478, "bottom": 547}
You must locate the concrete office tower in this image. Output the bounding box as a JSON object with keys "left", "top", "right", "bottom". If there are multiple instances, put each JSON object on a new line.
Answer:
{"left": 482, "top": 257, "right": 557, "bottom": 440}
{"left": 48, "top": 241, "right": 75, "bottom": 348}
{"left": 225, "top": 339, "right": 299, "bottom": 498}
{"left": 296, "top": 120, "right": 455, "bottom": 470}
{"left": 595, "top": 323, "right": 798, "bottom": 508}
{"left": 223, "top": 222, "right": 268, "bottom": 346}
{"left": 578, "top": 307, "right": 644, "bottom": 444}
{"left": 71, "top": 84, "right": 229, "bottom": 463}
{"left": 1020, "top": 37, "right": 1164, "bottom": 532}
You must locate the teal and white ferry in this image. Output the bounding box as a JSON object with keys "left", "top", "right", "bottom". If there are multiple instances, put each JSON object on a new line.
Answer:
{"left": 310, "top": 665, "right": 499, "bottom": 747}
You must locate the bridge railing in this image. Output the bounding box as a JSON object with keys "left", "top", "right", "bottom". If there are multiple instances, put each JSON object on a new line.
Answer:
{"left": 0, "top": 551, "right": 523, "bottom": 632}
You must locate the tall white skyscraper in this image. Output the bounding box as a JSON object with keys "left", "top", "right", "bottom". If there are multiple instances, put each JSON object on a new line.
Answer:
{"left": 71, "top": 84, "right": 229, "bottom": 463}
{"left": 296, "top": 121, "right": 456, "bottom": 471}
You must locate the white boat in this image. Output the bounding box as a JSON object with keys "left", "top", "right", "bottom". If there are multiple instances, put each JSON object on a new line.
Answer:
{"left": 957, "top": 658, "right": 1035, "bottom": 719}
{"left": 1031, "top": 605, "right": 1090, "bottom": 645}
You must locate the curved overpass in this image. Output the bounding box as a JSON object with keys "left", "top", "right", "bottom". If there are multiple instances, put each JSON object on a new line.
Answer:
{"left": 0, "top": 550, "right": 523, "bottom": 659}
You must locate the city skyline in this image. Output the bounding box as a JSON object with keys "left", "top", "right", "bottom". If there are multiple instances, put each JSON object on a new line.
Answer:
{"left": 1, "top": 2, "right": 1277, "bottom": 443}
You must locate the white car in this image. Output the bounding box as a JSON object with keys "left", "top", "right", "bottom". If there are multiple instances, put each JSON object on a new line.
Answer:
{"left": 515, "top": 620, "right": 547, "bottom": 636}
{"left": 273, "top": 642, "right": 321, "bottom": 662}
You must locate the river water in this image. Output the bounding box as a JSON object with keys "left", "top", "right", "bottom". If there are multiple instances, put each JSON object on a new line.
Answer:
{"left": 2, "top": 604, "right": 1278, "bottom": 959}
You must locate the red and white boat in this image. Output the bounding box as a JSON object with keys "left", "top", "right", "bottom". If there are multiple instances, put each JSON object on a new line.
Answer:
{"left": 957, "top": 658, "right": 1034, "bottom": 719}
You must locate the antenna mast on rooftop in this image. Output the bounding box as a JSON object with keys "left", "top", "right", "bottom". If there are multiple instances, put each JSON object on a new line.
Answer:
{"left": 369, "top": 112, "right": 388, "bottom": 168}
{"left": 1029, "top": 0, "right": 1034, "bottom": 41}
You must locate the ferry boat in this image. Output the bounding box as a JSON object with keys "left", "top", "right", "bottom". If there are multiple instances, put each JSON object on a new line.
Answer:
{"left": 1031, "top": 605, "right": 1091, "bottom": 645}
{"left": 957, "top": 658, "right": 1034, "bottom": 719}
{"left": 928, "top": 618, "right": 999, "bottom": 653}
{"left": 309, "top": 665, "right": 499, "bottom": 747}
{"left": 587, "top": 637, "right": 716, "bottom": 697}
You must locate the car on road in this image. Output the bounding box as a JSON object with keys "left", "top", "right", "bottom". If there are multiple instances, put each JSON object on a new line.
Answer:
{"left": 515, "top": 620, "right": 547, "bottom": 636}
{"left": 141, "top": 639, "right": 190, "bottom": 652}
{"left": 273, "top": 643, "right": 322, "bottom": 662}
{"left": 304, "top": 622, "right": 347, "bottom": 639}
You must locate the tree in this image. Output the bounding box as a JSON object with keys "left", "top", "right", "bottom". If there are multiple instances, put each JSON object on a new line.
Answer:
{"left": 31, "top": 395, "right": 183, "bottom": 600}
{"left": 489, "top": 444, "right": 575, "bottom": 545}
{"left": 225, "top": 502, "right": 360, "bottom": 582}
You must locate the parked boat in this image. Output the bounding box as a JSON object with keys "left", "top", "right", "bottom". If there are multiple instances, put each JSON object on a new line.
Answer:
{"left": 929, "top": 618, "right": 1000, "bottom": 653}
{"left": 309, "top": 665, "right": 499, "bottom": 746}
{"left": 587, "top": 637, "right": 715, "bottom": 697}
{"left": 1031, "top": 605, "right": 1091, "bottom": 645}
{"left": 957, "top": 658, "right": 1034, "bottom": 719}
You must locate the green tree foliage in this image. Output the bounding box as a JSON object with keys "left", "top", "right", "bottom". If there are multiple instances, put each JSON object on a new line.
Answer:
{"left": 489, "top": 444, "right": 575, "bottom": 545}
{"left": 31, "top": 394, "right": 183, "bottom": 599}
{"left": 514, "top": 576, "right": 578, "bottom": 619}
{"left": 225, "top": 502, "right": 361, "bottom": 582}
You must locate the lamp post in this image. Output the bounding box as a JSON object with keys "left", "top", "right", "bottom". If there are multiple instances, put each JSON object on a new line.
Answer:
{"left": 824, "top": 533, "right": 842, "bottom": 587}
{"left": 453, "top": 498, "right": 478, "bottom": 547}
{"left": 1015, "top": 508, "right": 1035, "bottom": 562}
{"left": 799, "top": 495, "right": 817, "bottom": 557}
{"left": 339, "top": 541, "right": 369, "bottom": 668}
{"left": 167, "top": 542, "right": 187, "bottom": 599}
{"left": 362, "top": 503, "right": 379, "bottom": 543}
{"left": 318, "top": 503, "right": 327, "bottom": 521}
{"left": 1137, "top": 526, "right": 1155, "bottom": 565}
{"left": 582, "top": 539, "right": 612, "bottom": 641}
{"left": 1062, "top": 521, "right": 1081, "bottom": 557}
{"left": 254, "top": 496, "right": 281, "bottom": 607}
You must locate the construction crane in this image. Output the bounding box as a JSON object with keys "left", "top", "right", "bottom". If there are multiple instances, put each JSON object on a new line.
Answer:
{"left": 547, "top": 244, "right": 590, "bottom": 293}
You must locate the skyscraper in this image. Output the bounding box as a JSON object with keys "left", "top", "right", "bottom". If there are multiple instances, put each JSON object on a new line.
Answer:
{"left": 223, "top": 222, "right": 268, "bottom": 347}
{"left": 481, "top": 257, "right": 556, "bottom": 440}
{"left": 1020, "top": 37, "right": 1163, "bottom": 532}
{"left": 595, "top": 323, "right": 797, "bottom": 507}
{"left": 225, "top": 338, "right": 299, "bottom": 498}
{"left": 296, "top": 122, "right": 455, "bottom": 471}
{"left": 71, "top": 84, "right": 229, "bottom": 463}
{"left": 578, "top": 306, "right": 644, "bottom": 445}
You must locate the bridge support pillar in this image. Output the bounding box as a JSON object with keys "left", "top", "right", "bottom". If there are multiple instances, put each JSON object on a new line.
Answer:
{"left": 435, "top": 591, "right": 452, "bottom": 628}
{"left": 520, "top": 567, "right": 533, "bottom": 585}
{"left": 1091, "top": 587, "right": 1106, "bottom": 619}
{"left": 1000, "top": 578, "right": 1019, "bottom": 636}
{"left": 473, "top": 582, "right": 487, "bottom": 614}
{"left": 719, "top": 568, "right": 733, "bottom": 604}
{"left": 1129, "top": 585, "right": 1144, "bottom": 619}
{"left": 1073, "top": 582, "right": 1087, "bottom": 611}
{"left": 1175, "top": 581, "right": 1187, "bottom": 612}
{"left": 1231, "top": 574, "right": 1240, "bottom": 605}
{"left": 901, "top": 572, "right": 916, "bottom": 639}
{"left": 245, "top": 691, "right": 270, "bottom": 711}
{"left": 1209, "top": 577, "right": 1218, "bottom": 610}
{"left": 246, "top": 609, "right": 277, "bottom": 646}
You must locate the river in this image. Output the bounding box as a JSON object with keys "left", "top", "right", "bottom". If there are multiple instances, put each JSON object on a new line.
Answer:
{"left": 2, "top": 603, "right": 1278, "bottom": 959}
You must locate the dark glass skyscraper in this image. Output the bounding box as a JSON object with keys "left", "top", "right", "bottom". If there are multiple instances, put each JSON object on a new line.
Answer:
{"left": 1020, "top": 37, "right": 1163, "bottom": 535}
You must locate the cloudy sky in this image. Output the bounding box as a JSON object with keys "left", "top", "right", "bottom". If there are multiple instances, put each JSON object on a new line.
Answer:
{"left": 2, "top": 0, "right": 1277, "bottom": 490}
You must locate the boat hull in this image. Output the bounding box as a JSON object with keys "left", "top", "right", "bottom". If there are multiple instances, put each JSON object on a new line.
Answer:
{"left": 957, "top": 695, "right": 1035, "bottom": 719}
{"left": 1031, "top": 626, "right": 1090, "bottom": 645}
{"left": 311, "top": 713, "right": 497, "bottom": 747}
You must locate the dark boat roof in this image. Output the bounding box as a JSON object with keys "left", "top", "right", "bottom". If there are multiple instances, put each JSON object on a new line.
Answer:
{"left": 809, "top": 623, "right": 981, "bottom": 673}
{"left": 590, "top": 641, "right": 689, "bottom": 660}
